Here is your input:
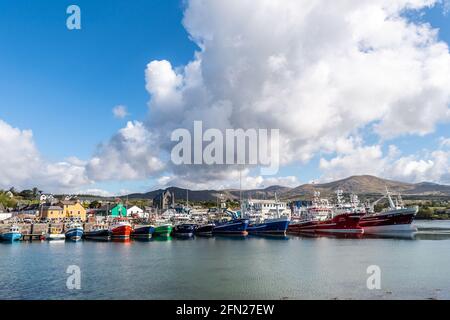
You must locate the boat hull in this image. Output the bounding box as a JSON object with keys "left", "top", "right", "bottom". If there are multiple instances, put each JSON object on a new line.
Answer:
{"left": 172, "top": 224, "right": 197, "bottom": 238}
{"left": 65, "top": 228, "right": 84, "bottom": 241}
{"left": 46, "top": 234, "right": 66, "bottom": 241}
{"left": 154, "top": 225, "right": 173, "bottom": 237}
{"left": 132, "top": 226, "right": 155, "bottom": 239}
{"left": 84, "top": 229, "right": 111, "bottom": 241}
{"left": 213, "top": 219, "right": 249, "bottom": 235}
{"left": 195, "top": 224, "right": 215, "bottom": 236}
{"left": 111, "top": 225, "right": 133, "bottom": 239}
{"left": 288, "top": 214, "right": 363, "bottom": 234}
{"left": 359, "top": 209, "right": 417, "bottom": 234}
{"left": 248, "top": 218, "right": 290, "bottom": 235}
{"left": 1, "top": 232, "right": 22, "bottom": 242}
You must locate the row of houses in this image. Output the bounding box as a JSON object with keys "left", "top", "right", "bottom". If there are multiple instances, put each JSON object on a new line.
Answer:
{"left": 40, "top": 200, "right": 87, "bottom": 221}
{"left": 35, "top": 201, "right": 148, "bottom": 222}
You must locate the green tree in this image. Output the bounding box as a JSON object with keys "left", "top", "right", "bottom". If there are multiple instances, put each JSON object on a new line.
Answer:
{"left": 89, "top": 200, "right": 102, "bottom": 209}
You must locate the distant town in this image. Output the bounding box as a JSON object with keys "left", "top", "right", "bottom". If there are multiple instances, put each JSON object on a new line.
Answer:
{"left": 1, "top": 175, "right": 450, "bottom": 224}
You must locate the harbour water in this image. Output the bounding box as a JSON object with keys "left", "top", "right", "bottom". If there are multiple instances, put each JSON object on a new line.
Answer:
{"left": 1, "top": 220, "right": 450, "bottom": 300}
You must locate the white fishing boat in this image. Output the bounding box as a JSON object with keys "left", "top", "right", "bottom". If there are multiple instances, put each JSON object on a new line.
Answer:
{"left": 46, "top": 226, "right": 65, "bottom": 241}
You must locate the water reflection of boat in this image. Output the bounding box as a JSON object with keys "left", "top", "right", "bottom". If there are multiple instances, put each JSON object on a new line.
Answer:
{"left": 294, "top": 231, "right": 364, "bottom": 240}
{"left": 152, "top": 236, "right": 172, "bottom": 242}
{"left": 213, "top": 234, "right": 249, "bottom": 240}
{"left": 112, "top": 238, "right": 132, "bottom": 243}
{"left": 248, "top": 234, "right": 289, "bottom": 240}
{"left": 414, "top": 231, "right": 450, "bottom": 241}
{"left": 362, "top": 232, "right": 417, "bottom": 240}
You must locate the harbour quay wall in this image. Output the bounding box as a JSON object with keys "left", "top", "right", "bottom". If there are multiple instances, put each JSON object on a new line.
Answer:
{"left": 0, "top": 222, "right": 107, "bottom": 235}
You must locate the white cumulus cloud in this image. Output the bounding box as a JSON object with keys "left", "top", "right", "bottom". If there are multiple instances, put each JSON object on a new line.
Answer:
{"left": 113, "top": 105, "right": 129, "bottom": 119}
{"left": 0, "top": 119, "right": 91, "bottom": 192}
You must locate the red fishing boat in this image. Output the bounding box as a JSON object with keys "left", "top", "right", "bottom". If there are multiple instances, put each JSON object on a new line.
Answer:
{"left": 288, "top": 191, "right": 364, "bottom": 234}
{"left": 109, "top": 218, "right": 133, "bottom": 239}
{"left": 359, "top": 189, "right": 418, "bottom": 234}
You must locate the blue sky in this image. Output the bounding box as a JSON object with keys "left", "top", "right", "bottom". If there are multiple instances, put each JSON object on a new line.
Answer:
{"left": 0, "top": 0, "right": 196, "bottom": 161}
{"left": 0, "top": 1, "right": 449, "bottom": 194}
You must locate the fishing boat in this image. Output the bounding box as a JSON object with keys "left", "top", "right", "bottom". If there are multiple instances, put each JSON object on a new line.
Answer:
{"left": 213, "top": 210, "right": 250, "bottom": 235}
{"left": 288, "top": 191, "right": 363, "bottom": 234}
{"left": 46, "top": 226, "right": 66, "bottom": 241}
{"left": 1, "top": 225, "right": 22, "bottom": 242}
{"left": 84, "top": 226, "right": 112, "bottom": 241}
{"left": 154, "top": 224, "right": 173, "bottom": 237}
{"left": 247, "top": 217, "right": 290, "bottom": 235}
{"left": 359, "top": 188, "right": 418, "bottom": 234}
{"left": 172, "top": 224, "right": 197, "bottom": 238}
{"left": 213, "top": 218, "right": 249, "bottom": 235}
{"left": 288, "top": 213, "right": 363, "bottom": 234}
{"left": 213, "top": 170, "right": 250, "bottom": 236}
{"left": 65, "top": 222, "right": 84, "bottom": 241}
{"left": 195, "top": 223, "right": 215, "bottom": 236}
{"left": 131, "top": 225, "right": 155, "bottom": 239}
{"left": 109, "top": 218, "right": 133, "bottom": 239}
{"left": 245, "top": 194, "right": 290, "bottom": 235}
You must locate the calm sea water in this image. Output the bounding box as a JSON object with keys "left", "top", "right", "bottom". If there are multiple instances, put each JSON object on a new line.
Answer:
{"left": 1, "top": 220, "right": 450, "bottom": 300}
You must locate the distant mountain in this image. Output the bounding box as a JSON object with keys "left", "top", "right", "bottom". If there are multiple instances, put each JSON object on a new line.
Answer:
{"left": 282, "top": 175, "right": 450, "bottom": 199}
{"left": 126, "top": 185, "right": 290, "bottom": 202}
{"left": 124, "top": 175, "right": 450, "bottom": 202}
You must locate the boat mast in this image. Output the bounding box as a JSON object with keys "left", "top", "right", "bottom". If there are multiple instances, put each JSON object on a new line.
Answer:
{"left": 275, "top": 192, "right": 280, "bottom": 219}
{"left": 239, "top": 167, "right": 243, "bottom": 219}
{"left": 386, "top": 186, "right": 396, "bottom": 210}
{"left": 186, "top": 189, "right": 189, "bottom": 208}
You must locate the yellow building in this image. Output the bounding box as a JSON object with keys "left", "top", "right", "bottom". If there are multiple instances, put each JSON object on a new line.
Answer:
{"left": 58, "top": 200, "right": 87, "bottom": 222}
{"left": 41, "top": 206, "right": 64, "bottom": 221}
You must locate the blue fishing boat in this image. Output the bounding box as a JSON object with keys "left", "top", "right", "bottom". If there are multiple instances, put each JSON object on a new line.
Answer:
{"left": 1, "top": 225, "right": 22, "bottom": 242}
{"left": 172, "top": 224, "right": 197, "bottom": 238}
{"left": 213, "top": 219, "right": 249, "bottom": 235}
{"left": 131, "top": 225, "right": 155, "bottom": 239}
{"left": 65, "top": 223, "right": 84, "bottom": 241}
{"left": 84, "top": 226, "right": 111, "bottom": 241}
{"left": 212, "top": 208, "right": 249, "bottom": 235}
{"left": 247, "top": 217, "right": 290, "bottom": 235}
{"left": 244, "top": 193, "right": 290, "bottom": 235}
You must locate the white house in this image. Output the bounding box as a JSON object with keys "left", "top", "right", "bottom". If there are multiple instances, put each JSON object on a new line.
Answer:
{"left": 0, "top": 213, "right": 12, "bottom": 221}
{"left": 40, "top": 194, "right": 56, "bottom": 203}
{"left": 128, "top": 205, "right": 146, "bottom": 218}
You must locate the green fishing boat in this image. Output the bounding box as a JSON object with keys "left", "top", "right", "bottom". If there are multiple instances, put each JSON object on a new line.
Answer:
{"left": 154, "top": 224, "right": 173, "bottom": 237}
